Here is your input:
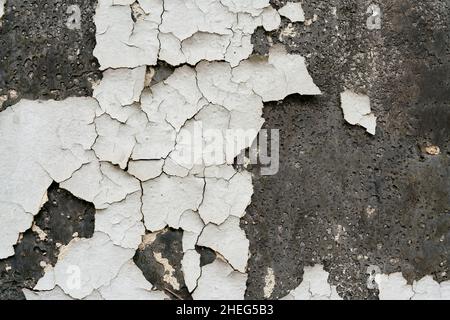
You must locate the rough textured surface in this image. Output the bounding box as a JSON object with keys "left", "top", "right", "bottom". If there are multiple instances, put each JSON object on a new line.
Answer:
{"left": 0, "top": 0, "right": 449, "bottom": 301}
{"left": 244, "top": 0, "right": 449, "bottom": 300}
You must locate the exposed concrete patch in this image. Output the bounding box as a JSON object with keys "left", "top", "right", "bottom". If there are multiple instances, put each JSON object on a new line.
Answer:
{"left": 182, "top": 250, "right": 201, "bottom": 293}
{"left": 263, "top": 267, "right": 276, "bottom": 299}
{"left": 375, "top": 272, "right": 450, "bottom": 300}
{"left": 0, "top": 0, "right": 101, "bottom": 108}
{"left": 282, "top": 265, "right": 342, "bottom": 300}
{"left": 40, "top": 232, "right": 135, "bottom": 299}
{"left": 197, "top": 216, "right": 250, "bottom": 273}
{"left": 192, "top": 258, "right": 247, "bottom": 300}
{"left": 0, "top": 98, "right": 97, "bottom": 258}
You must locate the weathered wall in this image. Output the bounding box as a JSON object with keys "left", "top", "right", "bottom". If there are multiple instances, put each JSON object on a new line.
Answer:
{"left": 0, "top": 0, "right": 448, "bottom": 300}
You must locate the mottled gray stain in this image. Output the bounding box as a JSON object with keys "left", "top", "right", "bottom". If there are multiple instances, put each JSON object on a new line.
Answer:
{"left": 0, "top": 0, "right": 101, "bottom": 109}
{"left": 0, "top": 183, "right": 96, "bottom": 299}
{"left": 245, "top": 0, "right": 449, "bottom": 299}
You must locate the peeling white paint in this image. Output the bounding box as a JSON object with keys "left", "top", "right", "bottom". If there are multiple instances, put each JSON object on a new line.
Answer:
{"left": 60, "top": 158, "right": 141, "bottom": 210}
{"left": 375, "top": 273, "right": 450, "bottom": 300}
{"left": 278, "top": 2, "right": 305, "bottom": 23}
{"left": 0, "top": 98, "right": 97, "bottom": 259}
{"left": 180, "top": 210, "right": 205, "bottom": 252}
{"left": 49, "top": 232, "right": 135, "bottom": 299}
{"left": 197, "top": 216, "right": 250, "bottom": 273}
{"left": 127, "top": 160, "right": 164, "bottom": 181}
{"left": 340, "top": 90, "right": 377, "bottom": 135}
{"left": 23, "top": 286, "right": 74, "bottom": 300}
{"left": 199, "top": 171, "right": 253, "bottom": 225}
{"left": 192, "top": 258, "right": 248, "bottom": 300}
{"left": 182, "top": 250, "right": 201, "bottom": 293}
{"left": 92, "top": 67, "right": 146, "bottom": 123}
{"left": 282, "top": 265, "right": 342, "bottom": 300}
{"left": 3, "top": 0, "right": 325, "bottom": 300}
{"left": 233, "top": 45, "right": 321, "bottom": 100}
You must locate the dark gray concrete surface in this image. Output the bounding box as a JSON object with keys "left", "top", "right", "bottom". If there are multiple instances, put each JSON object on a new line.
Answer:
{"left": 0, "top": 0, "right": 101, "bottom": 109}
{"left": 244, "top": 0, "right": 449, "bottom": 299}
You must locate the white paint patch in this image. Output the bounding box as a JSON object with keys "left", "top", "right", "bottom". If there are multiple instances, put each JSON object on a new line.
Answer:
{"left": 278, "top": 2, "right": 305, "bottom": 22}
{"left": 182, "top": 250, "right": 201, "bottom": 293}
{"left": 197, "top": 216, "right": 250, "bottom": 273}
{"left": 142, "top": 174, "right": 205, "bottom": 232}
{"left": 46, "top": 232, "right": 135, "bottom": 299}
{"left": 199, "top": 171, "right": 253, "bottom": 225}
{"left": 340, "top": 90, "right": 377, "bottom": 135}
{"left": 60, "top": 158, "right": 141, "bottom": 210}
{"left": 95, "top": 191, "right": 145, "bottom": 249}
{"left": 127, "top": 160, "right": 164, "bottom": 181}
{"left": 4, "top": 0, "right": 323, "bottom": 300}
{"left": 376, "top": 273, "right": 450, "bottom": 300}
{"left": 192, "top": 258, "right": 248, "bottom": 300}
{"left": 282, "top": 265, "right": 342, "bottom": 300}
{"left": 99, "top": 260, "right": 168, "bottom": 300}
{"left": 94, "top": 0, "right": 161, "bottom": 69}
{"left": 23, "top": 286, "right": 74, "bottom": 300}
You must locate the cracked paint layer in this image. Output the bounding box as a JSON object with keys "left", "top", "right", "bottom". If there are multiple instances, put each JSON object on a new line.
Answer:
{"left": 192, "top": 258, "right": 247, "bottom": 300}
{"left": 245, "top": 0, "right": 449, "bottom": 300}
{"left": 0, "top": 0, "right": 101, "bottom": 107}
{"left": 0, "top": 0, "right": 4, "bottom": 20}
{"left": 282, "top": 265, "right": 342, "bottom": 300}
{"left": 1, "top": 0, "right": 323, "bottom": 300}
{"left": 375, "top": 273, "right": 450, "bottom": 300}
{"left": 0, "top": 98, "right": 97, "bottom": 259}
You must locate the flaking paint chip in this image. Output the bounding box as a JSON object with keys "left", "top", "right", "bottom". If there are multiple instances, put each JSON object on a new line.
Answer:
{"left": 340, "top": 90, "right": 377, "bottom": 135}
{"left": 282, "top": 265, "right": 342, "bottom": 300}
{"left": 278, "top": 2, "right": 305, "bottom": 22}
